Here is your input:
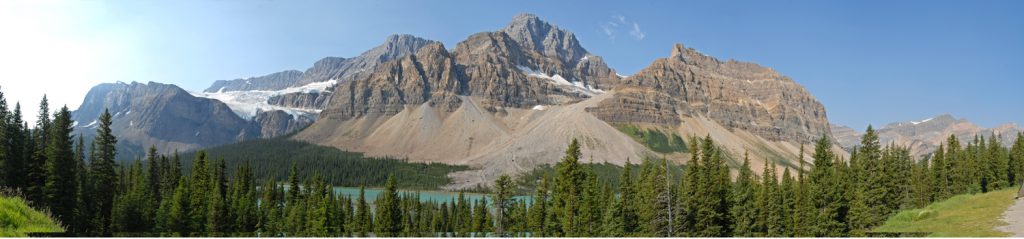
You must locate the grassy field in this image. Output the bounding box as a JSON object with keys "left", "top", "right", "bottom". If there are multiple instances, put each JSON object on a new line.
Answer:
{"left": 874, "top": 188, "right": 1016, "bottom": 237}
{"left": 0, "top": 195, "right": 64, "bottom": 237}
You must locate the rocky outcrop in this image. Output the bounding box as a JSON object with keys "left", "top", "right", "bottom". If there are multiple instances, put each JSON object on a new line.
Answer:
{"left": 831, "top": 124, "right": 861, "bottom": 151}
{"left": 204, "top": 70, "right": 303, "bottom": 93}
{"left": 252, "top": 110, "right": 313, "bottom": 138}
{"left": 590, "top": 44, "right": 831, "bottom": 144}
{"left": 321, "top": 43, "right": 463, "bottom": 121}
{"left": 293, "top": 34, "right": 439, "bottom": 87}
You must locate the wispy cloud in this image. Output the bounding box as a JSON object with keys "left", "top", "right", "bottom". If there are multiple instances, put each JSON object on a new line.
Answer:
{"left": 600, "top": 14, "right": 644, "bottom": 41}
{"left": 630, "top": 22, "right": 645, "bottom": 40}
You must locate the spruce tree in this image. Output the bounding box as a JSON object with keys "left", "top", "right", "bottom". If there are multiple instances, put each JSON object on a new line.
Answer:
{"left": 618, "top": 160, "right": 638, "bottom": 235}
{"left": 5, "top": 103, "right": 26, "bottom": 189}
{"left": 43, "top": 106, "right": 76, "bottom": 226}
{"left": 168, "top": 177, "right": 191, "bottom": 236}
{"left": 692, "top": 136, "right": 731, "bottom": 237}
{"left": 0, "top": 89, "right": 8, "bottom": 187}
{"left": 26, "top": 96, "right": 51, "bottom": 207}
{"left": 761, "top": 162, "right": 784, "bottom": 237}
{"left": 206, "top": 158, "right": 229, "bottom": 234}
{"left": 375, "top": 175, "right": 402, "bottom": 236}
{"left": 552, "top": 138, "right": 585, "bottom": 236}
{"left": 809, "top": 135, "right": 845, "bottom": 237}
{"left": 730, "top": 152, "right": 758, "bottom": 237}
{"left": 492, "top": 174, "right": 515, "bottom": 236}
{"left": 848, "top": 126, "right": 886, "bottom": 235}
{"left": 527, "top": 176, "right": 550, "bottom": 236}
{"left": 1011, "top": 133, "right": 1024, "bottom": 186}
{"left": 780, "top": 168, "right": 797, "bottom": 237}
{"left": 188, "top": 151, "right": 210, "bottom": 232}
{"left": 72, "top": 134, "right": 92, "bottom": 234}
{"left": 90, "top": 108, "right": 118, "bottom": 234}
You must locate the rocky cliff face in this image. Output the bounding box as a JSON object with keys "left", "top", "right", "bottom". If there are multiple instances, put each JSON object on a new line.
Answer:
{"left": 321, "top": 43, "right": 463, "bottom": 121}
{"left": 204, "top": 70, "right": 303, "bottom": 93}
{"left": 74, "top": 82, "right": 259, "bottom": 159}
{"left": 252, "top": 110, "right": 313, "bottom": 138}
{"left": 590, "top": 44, "right": 831, "bottom": 144}
{"left": 297, "top": 14, "right": 832, "bottom": 188}
{"left": 833, "top": 114, "right": 1023, "bottom": 157}
{"left": 74, "top": 82, "right": 316, "bottom": 159}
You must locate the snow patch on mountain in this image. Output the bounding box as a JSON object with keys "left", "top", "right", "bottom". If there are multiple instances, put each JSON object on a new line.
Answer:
{"left": 517, "top": 65, "right": 605, "bottom": 96}
{"left": 190, "top": 80, "right": 337, "bottom": 119}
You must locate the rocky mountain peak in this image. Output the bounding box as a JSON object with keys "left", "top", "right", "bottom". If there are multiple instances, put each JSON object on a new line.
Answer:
{"left": 377, "top": 34, "right": 439, "bottom": 62}
{"left": 204, "top": 70, "right": 303, "bottom": 93}
{"left": 502, "top": 13, "right": 587, "bottom": 64}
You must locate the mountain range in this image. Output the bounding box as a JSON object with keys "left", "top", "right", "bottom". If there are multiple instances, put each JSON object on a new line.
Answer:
{"left": 831, "top": 113, "right": 1022, "bottom": 158}
{"left": 68, "top": 13, "right": 1005, "bottom": 188}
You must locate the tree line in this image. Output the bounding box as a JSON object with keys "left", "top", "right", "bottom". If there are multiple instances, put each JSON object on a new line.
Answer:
{"left": 2, "top": 87, "right": 1024, "bottom": 237}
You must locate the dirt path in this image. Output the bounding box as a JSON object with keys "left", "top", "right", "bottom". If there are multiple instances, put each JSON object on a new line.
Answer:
{"left": 999, "top": 197, "right": 1024, "bottom": 236}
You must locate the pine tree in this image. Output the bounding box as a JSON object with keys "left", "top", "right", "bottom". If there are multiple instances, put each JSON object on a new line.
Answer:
{"left": 731, "top": 152, "right": 758, "bottom": 236}
{"left": 527, "top": 175, "right": 550, "bottom": 236}
{"left": 26, "top": 96, "right": 51, "bottom": 207}
{"left": 231, "top": 161, "right": 258, "bottom": 232}
{"left": 168, "top": 177, "right": 191, "bottom": 236}
{"left": 90, "top": 108, "right": 118, "bottom": 234}
{"left": 472, "top": 197, "right": 492, "bottom": 236}
{"left": 552, "top": 138, "right": 585, "bottom": 236}
{"left": 780, "top": 168, "right": 797, "bottom": 237}
{"left": 5, "top": 103, "right": 26, "bottom": 189}
{"left": 43, "top": 106, "right": 76, "bottom": 226}
{"left": 0, "top": 89, "right": 8, "bottom": 186}
{"left": 619, "top": 160, "right": 638, "bottom": 235}
{"left": 492, "top": 174, "right": 515, "bottom": 236}
{"left": 931, "top": 144, "right": 950, "bottom": 200}
{"left": 352, "top": 185, "right": 371, "bottom": 236}
{"left": 146, "top": 146, "right": 162, "bottom": 202}
{"left": 848, "top": 126, "right": 886, "bottom": 235}
{"left": 761, "top": 162, "right": 784, "bottom": 237}
{"left": 909, "top": 155, "right": 933, "bottom": 208}
{"left": 188, "top": 151, "right": 210, "bottom": 232}
{"left": 691, "top": 136, "right": 731, "bottom": 237}
{"left": 375, "top": 175, "right": 403, "bottom": 236}
{"left": 986, "top": 134, "right": 1009, "bottom": 191}
{"left": 1011, "top": 133, "right": 1024, "bottom": 187}
{"left": 809, "top": 135, "right": 846, "bottom": 237}
{"left": 72, "top": 134, "right": 92, "bottom": 234}
{"left": 206, "top": 158, "right": 230, "bottom": 234}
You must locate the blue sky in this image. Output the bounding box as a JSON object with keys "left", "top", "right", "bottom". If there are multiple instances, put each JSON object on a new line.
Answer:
{"left": 0, "top": 0, "right": 1021, "bottom": 129}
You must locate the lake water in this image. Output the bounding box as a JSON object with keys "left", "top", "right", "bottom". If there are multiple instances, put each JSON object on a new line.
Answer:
{"left": 332, "top": 187, "right": 532, "bottom": 205}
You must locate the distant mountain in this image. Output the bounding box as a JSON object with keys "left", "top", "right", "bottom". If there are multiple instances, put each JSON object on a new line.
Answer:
{"left": 831, "top": 113, "right": 1023, "bottom": 157}
{"left": 294, "top": 13, "right": 832, "bottom": 188}
{"left": 204, "top": 70, "right": 303, "bottom": 93}
{"left": 73, "top": 81, "right": 310, "bottom": 159}
{"left": 196, "top": 34, "right": 439, "bottom": 118}
{"left": 71, "top": 13, "right": 842, "bottom": 188}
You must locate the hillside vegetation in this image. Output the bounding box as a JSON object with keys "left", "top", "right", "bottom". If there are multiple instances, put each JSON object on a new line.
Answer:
{"left": 180, "top": 137, "right": 470, "bottom": 189}
{"left": 613, "top": 123, "right": 688, "bottom": 154}
{"left": 874, "top": 188, "right": 1015, "bottom": 237}
{"left": 0, "top": 195, "right": 64, "bottom": 237}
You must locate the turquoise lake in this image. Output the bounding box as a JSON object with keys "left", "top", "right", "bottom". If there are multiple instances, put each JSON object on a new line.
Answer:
{"left": 331, "top": 187, "right": 532, "bottom": 205}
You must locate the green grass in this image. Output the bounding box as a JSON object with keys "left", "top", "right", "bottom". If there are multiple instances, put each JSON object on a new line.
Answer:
{"left": 613, "top": 123, "right": 688, "bottom": 154}
{"left": 0, "top": 195, "right": 64, "bottom": 237}
{"left": 874, "top": 188, "right": 1016, "bottom": 237}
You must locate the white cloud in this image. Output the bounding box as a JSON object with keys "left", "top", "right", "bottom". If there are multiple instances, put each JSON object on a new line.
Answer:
{"left": 630, "top": 22, "right": 646, "bottom": 40}
{"left": 600, "top": 14, "right": 644, "bottom": 41}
